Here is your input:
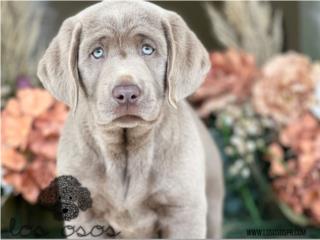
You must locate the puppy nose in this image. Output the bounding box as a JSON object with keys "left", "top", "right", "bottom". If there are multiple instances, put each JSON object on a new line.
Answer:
{"left": 112, "top": 84, "right": 141, "bottom": 104}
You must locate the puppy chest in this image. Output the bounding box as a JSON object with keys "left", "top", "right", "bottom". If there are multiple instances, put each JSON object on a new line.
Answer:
{"left": 92, "top": 193, "right": 158, "bottom": 238}
{"left": 108, "top": 207, "right": 158, "bottom": 238}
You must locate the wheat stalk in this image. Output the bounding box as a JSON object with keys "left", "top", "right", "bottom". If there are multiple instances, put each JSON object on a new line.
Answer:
{"left": 1, "top": 2, "right": 47, "bottom": 105}
{"left": 204, "top": 1, "right": 283, "bottom": 66}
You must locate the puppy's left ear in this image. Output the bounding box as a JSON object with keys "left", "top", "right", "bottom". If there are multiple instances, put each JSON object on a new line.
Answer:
{"left": 77, "top": 187, "right": 92, "bottom": 211}
{"left": 163, "top": 11, "right": 210, "bottom": 108}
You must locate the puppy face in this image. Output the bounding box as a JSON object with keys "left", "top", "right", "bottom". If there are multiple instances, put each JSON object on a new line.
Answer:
{"left": 38, "top": 0, "right": 210, "bottom": 128}
{"left": 78, "top": 4, "right": 167, "bottom": 127}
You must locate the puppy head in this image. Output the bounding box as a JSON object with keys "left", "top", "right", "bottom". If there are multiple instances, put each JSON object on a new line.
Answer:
{"left": 37, "top": 0, "right": 210, "bottom": 128}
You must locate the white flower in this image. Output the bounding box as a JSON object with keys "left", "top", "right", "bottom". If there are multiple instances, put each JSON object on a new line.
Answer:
{"left": 228, "top": 166, "right": 238, "bottom": 176}
{"left": 224, "top": 146, "right": 235, "bottom": 156}
{"left": 235, "top": 159, "right": 244, "bottom": 168}
{"left": 244, "top": 120, "right": 261, "bottom": 136}
{"left": 243, "top": 103, "right": 255, "bottom": 117}
{"left": 261, "top": 117, "right": 276, "bottom": 128}
{"left": 230, "top": 135, "right": 242, "bottom": 146}
{"left": 256, "top": 139, "right": 265, "bottom": 149}
{"left": 228, "top": 159, "right": 244, "bottom": 176}
{"left": 226, "top": 105, "right": 242, "bottom": 119}
{"left": 223, "top": 115, "right": 234, "bottom": 126}
{"left": 241, "top": 167, "right": 250, "bottom": 178}
{"left": 245, "top": 154, "right": 254, "bottom": 163}
{"left": 238, "top": 144, "right": 247, "bottom": 155}
{"left": 231, "top": 136, "right": 247, "bottom": 154}
{"left": 234, "top": 126, "right": 247, "bottom": 137}
{"left": 246, "top": 141, "right": 256, "bottom": 152}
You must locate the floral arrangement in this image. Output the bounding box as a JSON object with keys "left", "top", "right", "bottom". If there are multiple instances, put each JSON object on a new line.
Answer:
{"left": 191, "top": 50, "right": 320, "bottom": 227}
{"left": 1, "top": 88, "right": 68, "bottom": 204}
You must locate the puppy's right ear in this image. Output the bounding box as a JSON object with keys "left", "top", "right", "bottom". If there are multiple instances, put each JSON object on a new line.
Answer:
{"left": 37, "top": 17, "right": 81, "bottom": 112}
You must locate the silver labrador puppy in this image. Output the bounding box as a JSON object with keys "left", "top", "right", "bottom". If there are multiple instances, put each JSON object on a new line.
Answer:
{"left": 37, "top": 0, "right": 224, "bottom": 238}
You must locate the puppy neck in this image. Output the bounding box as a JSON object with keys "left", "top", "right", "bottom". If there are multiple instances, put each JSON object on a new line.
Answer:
{"left": 99, "top": 125, "right": 154, "bottom": 154}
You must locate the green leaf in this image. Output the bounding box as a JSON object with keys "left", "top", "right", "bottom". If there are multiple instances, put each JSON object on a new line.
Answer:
{"left": 279, "top": 202, "right": 310, "bottom": 227}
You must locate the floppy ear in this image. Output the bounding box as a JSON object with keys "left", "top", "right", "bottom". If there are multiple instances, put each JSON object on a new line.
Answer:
{"left": 163, "top": 11, "right": 211, "bottom": 108}
{"left": 77, "top": 187, "right": 92, "bottom": 211}
{"left": 37, "top": 17, "right": 82, "bottom": 112}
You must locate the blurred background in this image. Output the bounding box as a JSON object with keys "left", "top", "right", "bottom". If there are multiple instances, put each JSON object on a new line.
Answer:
{"left": 1, "top": 1, "right": 320, "bottom": 238}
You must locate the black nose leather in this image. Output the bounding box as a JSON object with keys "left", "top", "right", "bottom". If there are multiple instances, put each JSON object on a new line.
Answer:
{"left": 112, "top": 84, "right": 141, "bottom": 104}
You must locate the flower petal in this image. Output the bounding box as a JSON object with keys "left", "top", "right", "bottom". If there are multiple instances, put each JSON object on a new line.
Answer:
{"left": 1, "top": 111, "right": 32, "bottom": 148}
{"left": 28, "top": 157, "right": 56, "bottom": 189}
{"left": 1, "top": 147, "right": 27, "bottom": 171}
{"left": 20, "top": 171, "right": 40, "bottom": 204}
{"left": 17, "top": 88, "right": 54, "bottom": 117}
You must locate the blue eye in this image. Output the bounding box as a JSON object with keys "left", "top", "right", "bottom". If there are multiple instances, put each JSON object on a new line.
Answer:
{"left": 92, "top": 47, "right": 105, "bottom": 59}
{"left": 141, "top": 44, "right": 155, "bottom": 56}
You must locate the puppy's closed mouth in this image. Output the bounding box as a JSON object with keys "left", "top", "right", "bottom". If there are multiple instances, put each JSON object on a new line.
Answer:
{"left": 113, "top": 115, "right": 146, "bottom": 128}
{"left": 115, "top": 115, "right": 143, "bottom": 123}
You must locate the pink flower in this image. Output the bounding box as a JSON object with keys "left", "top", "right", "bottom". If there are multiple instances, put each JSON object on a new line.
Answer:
{"left": 253, "top": 52, "right": 317, "bottom": 125}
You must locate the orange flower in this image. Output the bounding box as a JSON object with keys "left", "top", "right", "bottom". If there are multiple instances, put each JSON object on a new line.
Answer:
{"left": 280, "top": 113, "right": 318, "bottom": 150}
{"left": 311, "top": 200, "right": 320, "bottom": 223}
{"left": 29, "top": 136, "right": 58, "bottom": 160}
{"left": 34, "top": 102, "right": 68, "bottom": 137}
{"left": 28, "top": 157, "right": 56, "bottom": 189}
{"left": 3, "top": 158, "right": 57, "bottom": 204}
{"left": 1, "top": 147, "right": 27, "bottom": 171}
{"left": 5, "top": 99, "right": 22, "bottom": 116}
{"left": 267, "top": 143, "right": 286, "bottom": 177}
{"left": 3, "top": 172, "right": 24, "bottom": 193}
{"left": 279, "top": 113, "right": 319, "bottom": 176}
{"left": 190, "top": 49, "right": 259, "bottom": 117}
{"left": 19, "top": 171, "right": 41, "bottom": 204}
{"left": 1, "top": 109, "right": 32, "bottom": 149}
{"left": 17, "top": 88, "right": 54, "bottom": 117}
{"left": 1, "top": 87, "right": 68, "bottom": 204}
{"left": 268, "top": 113, "right": 320, "bottom": 225}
